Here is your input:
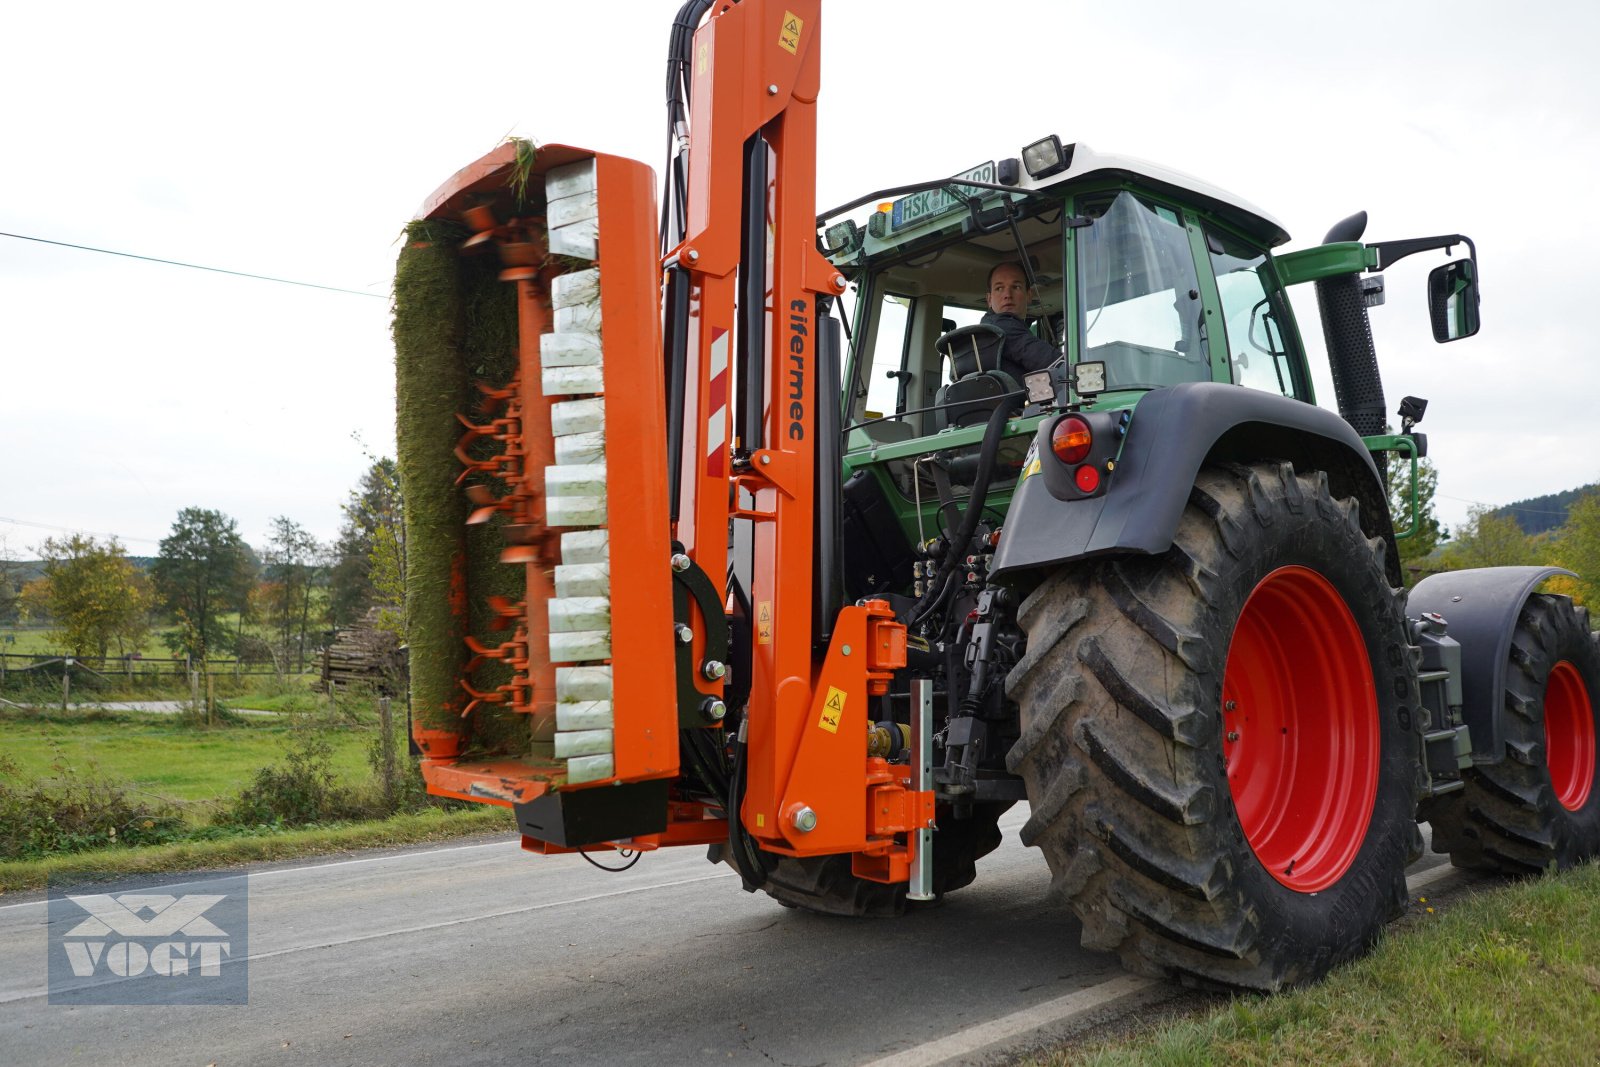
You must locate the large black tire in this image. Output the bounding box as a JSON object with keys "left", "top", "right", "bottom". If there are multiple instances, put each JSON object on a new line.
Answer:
{"left": 1429, "top": 593, "right": 1600, "bottom": 872}
{"left": 751, "top": 801, "right": 1012, "bottom": 916}
{"left": 1006, "top": 461, "right": 1423, "bottom": 990}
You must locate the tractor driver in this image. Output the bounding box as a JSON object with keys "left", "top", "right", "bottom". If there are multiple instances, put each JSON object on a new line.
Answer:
{"left": 981, "top": 261, "right": 1059, "bottom": 381}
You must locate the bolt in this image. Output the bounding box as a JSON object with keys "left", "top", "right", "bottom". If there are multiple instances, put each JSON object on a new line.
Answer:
{"left": 791, "top": 806, "right": 818, "bottom": 833}
{"left": 1226, "top": 731, "right": 1240, "bottom": 742}
{"left": 686, "top": 248, "right": 700, "bottom": 263}
{"left": 832, "top": 273, "right": 847, "bottom": 290}
{"left": 671, "top": 552, "right": 692, "bottom": 573}
{"left": 767, "top": 83, "right": 779, "bottom": 95}
{"left": 676, "top": 624, "right": 693, "bottom": 644}
{"left": 701, "top": 698, "right": 727, "bottom": 723}
{"left": 841, "top": 645, "right": 852, "bottom": 657}
{"left": 760, "top": 454, "right": 771, "bottom": 465}
{"left": 1224, "top": 700, "right": 1237, "bottom": 711}
{"left": 702, "top": 659, "right": 727, "bottom": 681}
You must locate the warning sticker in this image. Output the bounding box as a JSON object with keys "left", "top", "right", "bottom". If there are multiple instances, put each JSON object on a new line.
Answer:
{"left": 757, "top": 600, "right": 773, "bottom": 645}
{"left": 779, "top": 11, "right": 803, "bottom": 54}
{"left": 818, "top": 686, "right": 846, "bottom": 733}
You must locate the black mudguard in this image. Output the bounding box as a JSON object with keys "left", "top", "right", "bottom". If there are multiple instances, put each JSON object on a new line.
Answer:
{"left": 1410, "top": 566, "right": 1575, "bottom": 763}
{"left": 991, "top": 382, "right": 1389, "bottom": 580}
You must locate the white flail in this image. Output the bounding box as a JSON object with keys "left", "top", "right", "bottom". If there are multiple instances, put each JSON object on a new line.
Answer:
{"left": 555, "top": 562, "right": 609, "bottom": 597}
{"left": 546, "top": 463, "right": 607, "bottom": 496}
{"left": 540, "top": 332, "right": 603, "bottom": 368}
{"left": 556, "top": 664, "right": 613, "bottom": 701}
{"left": 550, "top": 398, "right": 605, "bottom": 437}
{"left": 548, "top": 190, "right": 599, "bottom": 230}
{"left": 549, "top": 629, "right": 611, "bottom": 663}
{"left": 554, "top": 430, "right": 605, "bottom": 466}
{"left": 554, "top": 300, "right": 602, "bottom": 336}
{"left": 545, "top": 496, "right": 607, "bottom": 527}
{"left": 565, "top": 753, "right": 614, "bottom": 784}
{"left": 546, "top": 160, "right": 600, "bottom": 260}
{"left": 553, "top": 728, "right": 614, "bottom": 759}
{"left": 545, "top": 159, "right": 598, "bottom": 201}
{"left": 542, "top": 366, "right": 604, "bottom": 396}
{"left": 548, "top": 218, "right": 597, "bottom": 259}
{"left": 550, "top": 268, "right": 600, "bottom": 309}
{"left": 561, "top": 531, "right": 610, "bottom": 565}
{"left": 556, "top": 700, "right": 613, "bottom": 730}
{"left": 549, "top": 596, "right": 611, "bottom": 633}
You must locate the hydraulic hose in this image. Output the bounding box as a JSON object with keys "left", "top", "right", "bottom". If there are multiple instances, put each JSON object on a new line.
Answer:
{"left": 908, "top": 392, "right": 1021, "bottom": 629}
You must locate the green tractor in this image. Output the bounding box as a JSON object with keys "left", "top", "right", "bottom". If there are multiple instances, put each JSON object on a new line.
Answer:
{"left": 816, "top": 137, "right": 1599, "bottom": 989}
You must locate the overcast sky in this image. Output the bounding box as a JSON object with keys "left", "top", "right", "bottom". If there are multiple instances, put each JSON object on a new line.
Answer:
{"left": 3, "top": 0, "right": 1595, "bottom": 557}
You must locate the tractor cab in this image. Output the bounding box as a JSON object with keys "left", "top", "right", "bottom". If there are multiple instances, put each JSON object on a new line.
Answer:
{"left": 825, "top": 141, "right": 1313, "bottom": 582}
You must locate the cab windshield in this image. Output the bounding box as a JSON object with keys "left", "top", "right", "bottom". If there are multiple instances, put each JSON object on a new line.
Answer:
{"left": 844, "top": 206, "right": 1066, "bottom": 434}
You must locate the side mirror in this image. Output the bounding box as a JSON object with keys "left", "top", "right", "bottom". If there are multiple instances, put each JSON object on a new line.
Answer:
{"left": 1428, "top": 258, "right": 1480, "bottom": 342}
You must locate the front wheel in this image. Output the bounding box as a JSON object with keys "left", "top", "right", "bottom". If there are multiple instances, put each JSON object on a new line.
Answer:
{"left": 1006, "top": 461, "right": 1422, "bottom": 990}
{"left": 1429, "top": 593, "right": 1600, "bottom": 872}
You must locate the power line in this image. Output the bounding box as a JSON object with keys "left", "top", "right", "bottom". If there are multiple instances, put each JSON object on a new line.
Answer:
{"left": 0, "top": 515, "right": 163, "bottom": 547}
{"left": 1438, "top": 494, "right": 1586, "bottom": 517}
{"left": 0, "top": 230, "right": 386, "bottom": 299}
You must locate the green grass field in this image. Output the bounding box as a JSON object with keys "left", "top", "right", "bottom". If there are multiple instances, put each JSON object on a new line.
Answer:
{"left": 1, "top": 709, "right": 371, "bottom": 817}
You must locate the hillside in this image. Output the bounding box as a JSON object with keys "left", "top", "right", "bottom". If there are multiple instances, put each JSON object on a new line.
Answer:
{"left": 1492, "top": 484, "right": 1599, "bottom": 537}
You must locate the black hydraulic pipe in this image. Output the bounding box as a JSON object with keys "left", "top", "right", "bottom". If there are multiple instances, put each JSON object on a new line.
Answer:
{"left": 908, "top": 393, "right": 1022, "bottom": 628}
{"left": 814, "top": 304, "right": 842, "bottom": 649}
{"left": 736, "top": 133, "right": 770, "bottom": 454}
{"left": 664, "top": 265, "right": 691, "bottom": 523}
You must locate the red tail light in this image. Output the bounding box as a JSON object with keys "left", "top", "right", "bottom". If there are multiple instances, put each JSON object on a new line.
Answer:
{"left": 1051, "top": 415, "right": 1092, "bottom": 464}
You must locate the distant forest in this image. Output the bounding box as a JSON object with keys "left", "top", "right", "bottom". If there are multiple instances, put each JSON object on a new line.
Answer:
{"left": 1494, "top": 485, "right": 1600, "bottom": 537}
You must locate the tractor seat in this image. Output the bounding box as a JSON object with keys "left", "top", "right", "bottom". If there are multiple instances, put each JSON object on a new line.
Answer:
{"left": 933, "top": 323, "right": 1022, "bottom": 430}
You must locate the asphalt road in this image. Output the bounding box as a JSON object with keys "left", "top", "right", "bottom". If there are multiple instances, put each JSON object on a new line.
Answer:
{"left": 0, "top": 808, "right": 1480, "bottom": 1067}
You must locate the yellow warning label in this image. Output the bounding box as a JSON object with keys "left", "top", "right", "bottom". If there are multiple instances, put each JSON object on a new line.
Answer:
{"left": 779, "top": 11, "right": 803, "bottom": 54}
{"left": 757, "top": 600, "right": 773, "bottom": 645}
{"left": 1023, "top": 457, "right": 1042, "bottom": 479}
{"left": 819, "top": 686, "right": 846, "bottom": 733}
{"left": 697, "top": 41, "right": 709, "bottom": 76}
{"left": 756, "top": 813, "right": 765, "bottom": 828}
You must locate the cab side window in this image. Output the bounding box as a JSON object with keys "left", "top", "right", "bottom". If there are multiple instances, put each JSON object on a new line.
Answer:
{"left": 1208, "top": 232, "right": 1299, "bottom": 398}
{"left": 1077, "top": 191, "right": 1210, "bottom": 390}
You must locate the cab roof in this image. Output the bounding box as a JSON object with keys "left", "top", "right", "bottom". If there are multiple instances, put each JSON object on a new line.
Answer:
{"left": 1035, "top": 143, "right": 1290, "bottom": 248}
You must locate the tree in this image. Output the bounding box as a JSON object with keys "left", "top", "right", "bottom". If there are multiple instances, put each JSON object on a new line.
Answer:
{"left": 30, "top": 535, "right": 152, "bottom": 659}
{"left": 1385, "top": 453, "right": 1446, "bottom": 584}
{"left": 263, "top": 517, "right": 325, "bottom": 672}
{"left": 1441, "top": 505, "right": 1537, "bottom": 571}
{"left": 0, "top": 536, "right": 22, "bottom": 625}
{"left": 151, "top": 508, "right": 255, "bottom": 661}
{"left": 328, "top": 458, "right": 405, "bottom": 631}
{"left": 1550, "top": 491, "right": 1600, "bottom": 612}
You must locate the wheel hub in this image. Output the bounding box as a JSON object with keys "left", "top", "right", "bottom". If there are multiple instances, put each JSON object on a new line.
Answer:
{"left": 1222, "top": 565, "right": 1380, "bottom": 892}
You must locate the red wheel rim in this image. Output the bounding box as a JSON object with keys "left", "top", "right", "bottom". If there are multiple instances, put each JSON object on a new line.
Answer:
{"left": 1222, "top": 566, "right": 1379, "bottom": 892}
{"left": 1544, "top": 660, "right": 1596, "bottom": 812}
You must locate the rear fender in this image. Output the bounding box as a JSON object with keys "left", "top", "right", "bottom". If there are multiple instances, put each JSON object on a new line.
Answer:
{"left": 1410, "top": 566, "right": 1575, "bottom": 762}
{"left": 991, "top": 382, "right": 1394, "bottom": 582}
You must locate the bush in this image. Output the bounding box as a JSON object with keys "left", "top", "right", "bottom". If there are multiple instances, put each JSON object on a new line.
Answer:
{"left": 220, "top": 721, "right": 366, "bottom": 828}
{"left": 0, "top": 754, "right": 186, "bottom": 860}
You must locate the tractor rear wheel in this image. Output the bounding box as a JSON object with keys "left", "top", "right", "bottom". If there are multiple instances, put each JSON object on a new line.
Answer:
{"left": 1429, "top": 593, "right": 1600, "bottom": 872}
{"left": 1006, "top": 462, "right": 1422, "bottom": 990}
{"left": 752, "top": 801, "right": 1012, "bottom": 916}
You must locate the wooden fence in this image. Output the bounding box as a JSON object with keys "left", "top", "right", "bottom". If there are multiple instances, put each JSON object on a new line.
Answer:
{"left": 0, "top": 652, "right": 316, "bottom": 695}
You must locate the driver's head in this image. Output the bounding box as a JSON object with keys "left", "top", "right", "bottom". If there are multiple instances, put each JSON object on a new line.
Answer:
{"left": 986, "top": 262, "right": 1032, "bottom": 319}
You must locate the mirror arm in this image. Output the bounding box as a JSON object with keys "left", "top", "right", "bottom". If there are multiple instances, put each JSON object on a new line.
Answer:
{"left": 1368, "top": 234, "right": 1477, "bottom": 273}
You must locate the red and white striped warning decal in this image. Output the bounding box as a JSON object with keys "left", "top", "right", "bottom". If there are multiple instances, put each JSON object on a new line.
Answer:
{"left": 707, "top": 326, "right": 729, "bottom": 478}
